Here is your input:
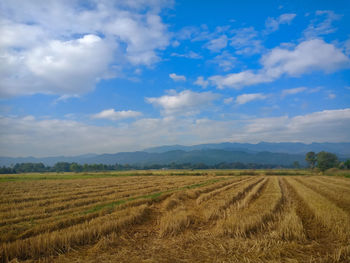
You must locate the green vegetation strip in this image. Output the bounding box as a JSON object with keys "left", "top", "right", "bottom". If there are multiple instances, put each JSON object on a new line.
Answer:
{"left": 0, "top": 169, "right": 320, "bottom": 182}
{"left": 0, "top": 170, "right": 221, "bottom": 182}
{"left": 83, "top": 178, "right": 224, "bottom": 214}
{"left": 0, "top": 173, "right": 157, "bottom": 182}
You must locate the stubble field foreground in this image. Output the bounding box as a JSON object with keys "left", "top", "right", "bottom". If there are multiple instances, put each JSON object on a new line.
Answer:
{"left": 0, "top": 170, "right": 350, "bottom": 262}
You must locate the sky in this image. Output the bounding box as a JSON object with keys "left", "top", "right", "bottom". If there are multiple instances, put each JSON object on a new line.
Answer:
{"left": 0, "top": 0, "right": 350, "bottom": 157}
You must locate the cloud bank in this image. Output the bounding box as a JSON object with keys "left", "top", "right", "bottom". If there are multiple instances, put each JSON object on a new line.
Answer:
{"left": 2, "top": 108, "right": 350, "bottom": 157}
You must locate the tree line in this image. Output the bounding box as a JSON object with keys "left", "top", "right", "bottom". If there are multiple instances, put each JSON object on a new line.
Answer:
{"left": 1, "top": 152, "right": 349, "bottom": 174}
{"left": 305, "top": 151, "right": 350, "bottom": 171}
{"left": 1, "top": 161, "right": 295, "bottom": 174}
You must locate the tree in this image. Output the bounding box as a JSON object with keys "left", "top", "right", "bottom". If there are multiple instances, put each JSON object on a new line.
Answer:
{"left": 305, "top": 152, "right": 316, "bottom": 168}
{"left": 70, "top": 163, "right": 82, "bottom": 173}
{"left": 338, "top": 162, "right": 345, "bottom": 170}
{"left": 293, "top": 161, "right": 300, "bottom": 169}
{"left": 53, "top": 162, "right": 71, "bottom": 172}
{"left": 316, "top": 151, "right": 338, "bottom": 172}
{"left": 13, "top": 162, "right": 46, "bottom": 173}
{"left": 344, "top": 159, "right": 350, "bottom": 169}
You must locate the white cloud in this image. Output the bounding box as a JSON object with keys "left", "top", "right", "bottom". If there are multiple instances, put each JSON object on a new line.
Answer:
{"left": 281, "top": 87, "right": 307, "bottom": 97}
{"left": 194, "top": 76, "right": 209, "bottom": 89}
{"left": 303, "top": 10, "right": 342, "bottom": 39}
{"left": 223, "top": 97, "right": 234, "bottom": 104}
{"left": 230, "top": 27, "right": 263, "bottom": 55}
{"left": 240, "top": 108, "right": 350, "bottom": 142}
{"left": 146, "top": 89, "right": 219, "bottom": 115}
{"left": 2, "top": 108, "right": 350, "bottom": 156}
{"left": 205, "top": 35, "right": 228, "bottom": 52}
{"left": 176, "top": 26, "right": 201, "bottom": 40}
{"left": 345, "top": 39, "right": 350, "bottom": 56}
{"left": 177, "top": 25, "right": 262, "bottom": 56}
{"left": 210, "top": 39, "right": 350, "bottom": 89}
{"left": 265, "top": 13, "right": 296, "bottom": 33}
{"left": 169, "top": 73, "right": 186, "bottom": 82}
{"left": 91, "top": 109, "right": 142, "bottom": 121}
{"left": 0, "top": 19, "right": 45, "bottom": 49}
{"left": 236, "top": 93, "right": 267, "bottom": 105}
{"left": 279, "top": 13, "right": 296, "bottom": 22}
{"left": 171, "top": 51, "right": 202, "bottom": 59}
{"left": 104, "top": 13, "right": 169, "bottom": 65}
{"left": 261, "top": 39, "right": 349, "bottom": 76}
{"left": 210, "top": 51, "right": 236, "bottom": 71}
{"left": 328, "top": 93, "right": 336, "bottom": 99}
{"left": 171, "top": 40, "right": 180, "bottom": 47}
{"left": 209, "top": 70, "right": 268, "bottom": 89}
{"left": 0, "top": 0, "right": 171, "bottom": 97}
{"left": 1, "top": 35, "right": 115, "bottom": 97}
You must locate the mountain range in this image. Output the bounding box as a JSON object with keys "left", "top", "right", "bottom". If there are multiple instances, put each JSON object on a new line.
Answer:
{"left": 1, "top": 142, "right": 349, "bottom": 167}
{"left": 144, "top": 142, "right": 350, "bottom": 155}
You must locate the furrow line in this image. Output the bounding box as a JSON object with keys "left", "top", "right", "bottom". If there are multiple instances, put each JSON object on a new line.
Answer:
{"left": 215, "top": 177, "right": 283, "bottom": 237}
{"left": 295, "top": 177, "right": 350, "bottom": 213}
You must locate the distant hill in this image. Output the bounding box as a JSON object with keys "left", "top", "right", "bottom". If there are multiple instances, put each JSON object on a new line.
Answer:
{"left": 1, "top": 149, "right": 306, "bottom": 167}
{"left": 144, "top": 142, "right": 350, "bottom": 156}
{"left": 1, "top": 142, "right": 349, "bottom": 167}
{"left": 0, "top": 154, "right": 98, "bottom": 167}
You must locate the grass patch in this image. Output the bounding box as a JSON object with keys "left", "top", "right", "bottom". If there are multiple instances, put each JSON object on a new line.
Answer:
{"left": 0, "top": 172, "right": 147, "bottom": 182}
{"left": 0, "top": 169, "right": 327, "bottom": 182}
{"left": 323, "top": 168, "right": 350, "bottom": 178}
{"left": 0, "top": 170, "right": 235, "bottom": 182}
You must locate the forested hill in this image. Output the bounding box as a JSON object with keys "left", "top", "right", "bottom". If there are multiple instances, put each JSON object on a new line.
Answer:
{"left": 1, "top": 149, "right": 306, "bottom": 167}
{"left": 144, "top": 142, "right": 350, "bottom": 155}
{"left": 2, "top": 142, "right": 350, "bottom": 167}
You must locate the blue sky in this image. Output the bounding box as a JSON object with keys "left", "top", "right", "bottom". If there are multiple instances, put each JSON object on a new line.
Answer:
{"left": 0, "top": 0, "right": 350, "bottom": 157}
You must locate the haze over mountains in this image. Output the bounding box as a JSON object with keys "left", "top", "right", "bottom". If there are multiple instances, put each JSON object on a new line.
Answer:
{"left": 144, "top": 142, "right": 350, "bottom": 155}
{"left": 1, "top": 142, "right": 349, "bottom": 167}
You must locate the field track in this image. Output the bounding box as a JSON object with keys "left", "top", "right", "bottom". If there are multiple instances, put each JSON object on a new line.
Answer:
{"left": 0, "top": 172, "right": 350, "bottom": 262}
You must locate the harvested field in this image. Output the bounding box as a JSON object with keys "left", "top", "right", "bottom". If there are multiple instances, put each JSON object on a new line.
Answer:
{"left": 0, "top": 171, "right": 350, "bottom": 262}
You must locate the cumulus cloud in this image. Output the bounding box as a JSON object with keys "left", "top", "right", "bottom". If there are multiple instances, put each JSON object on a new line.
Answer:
{"left": 261, "top": 39, "right": 349, "bottom": 76}
{"left": 236, "top": 93, "right": 267, "bottom": 105}
{"left": 281, "top": 87, "right": 307, "bottom": 97}
{"left": 265, "top": 13, "right": 296, "bottom": 33}
{"left": 91, "top": 109, "right": 142, "bottom": 121}
{"left": 169, "top": 73, "right": 186, "bottom": 81}
{"left": 0, "top": 0, "right": 171, "bottom": 97}
{"left": 2, "top": 108, "right": 350, "bottom": 156}
{"left": 146, "top": 89, "right": 219, "bottom": 115}
{"left": 194, "top": 76, "right": 209, "bottom": 89}
{"left": 210, "top": 39, "right": 350, "bottom": 89}
{"left": 0, "top": 20, "right": 45, "bottom": 49}
{"left": 0, "top": 35, "right": 115, "bottom": 97}
{"left": 103, "top": 13, "right": 169, "bottom": 65}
